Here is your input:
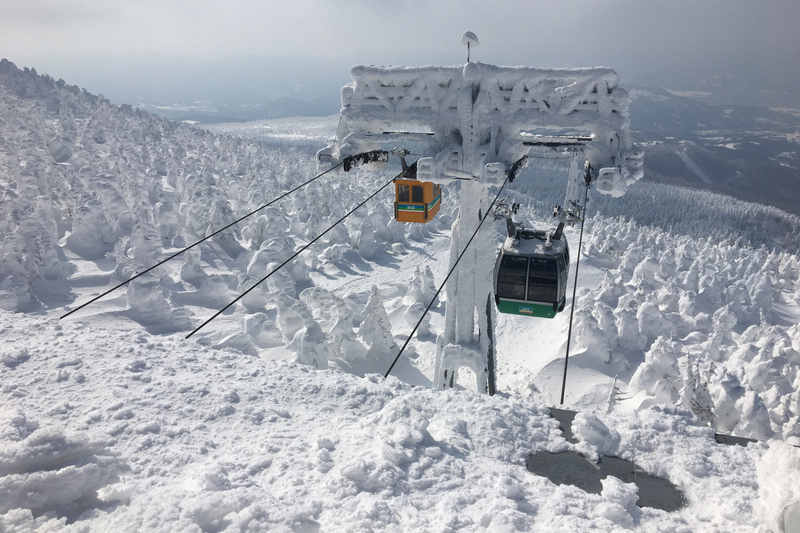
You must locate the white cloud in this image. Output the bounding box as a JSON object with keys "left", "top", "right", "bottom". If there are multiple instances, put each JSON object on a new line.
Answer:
{"left": 2, "top": 0, "right": 798, "bottom": 92}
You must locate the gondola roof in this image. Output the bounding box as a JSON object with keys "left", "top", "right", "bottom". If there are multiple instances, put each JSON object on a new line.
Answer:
{"left": 501, "top": 230, "right": 567, "bottom": 257}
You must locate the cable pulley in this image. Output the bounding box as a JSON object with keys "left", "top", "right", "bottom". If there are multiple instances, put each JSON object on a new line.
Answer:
{"left": 343, "top": 150, "right": 389, "bottom": 172}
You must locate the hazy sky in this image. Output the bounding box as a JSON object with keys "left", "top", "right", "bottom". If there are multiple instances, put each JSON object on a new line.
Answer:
{"left": 3, "top": 0, "right": 798, "bottom": 102}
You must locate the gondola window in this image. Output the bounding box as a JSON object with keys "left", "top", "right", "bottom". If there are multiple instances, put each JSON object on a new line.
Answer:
{"left": 528, "top": 258, "right": 558, "bottom": 302}
{"left": 398, "top": 184, "right": 411, "bottom": 202}
{"left": 496, "top": 256, "right": 528, "bottom": 300}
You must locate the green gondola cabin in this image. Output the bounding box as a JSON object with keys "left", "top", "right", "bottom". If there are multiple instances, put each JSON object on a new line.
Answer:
{"left": 493, "top": 228, "right": 569, "bottom": 319}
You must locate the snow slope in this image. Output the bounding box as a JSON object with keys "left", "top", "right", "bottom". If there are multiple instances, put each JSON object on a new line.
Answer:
{"left": 0, "top": 309, "right": 789, "bottom": 532}
{"left": 1, "top": 59, "right": 800, "bottom": 531}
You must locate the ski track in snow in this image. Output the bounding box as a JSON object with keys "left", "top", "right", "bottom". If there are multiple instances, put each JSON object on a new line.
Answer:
{"left": 676, "top": 150, "right": 714, "bottom": 185}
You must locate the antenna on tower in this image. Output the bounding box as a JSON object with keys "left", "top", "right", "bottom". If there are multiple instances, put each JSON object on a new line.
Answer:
{"left": 461, "top": 31, "right": 479, "bottom": 62}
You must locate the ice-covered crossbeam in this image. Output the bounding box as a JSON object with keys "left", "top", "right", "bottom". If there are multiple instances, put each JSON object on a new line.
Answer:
{"left": 317, "top": 62, "right": 642, "bottom": 195}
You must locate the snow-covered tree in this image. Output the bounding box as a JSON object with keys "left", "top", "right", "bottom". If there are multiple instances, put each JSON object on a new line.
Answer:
{"left": 575, "top": 308, "right": 610, "bottom": 363}
{"left": 403, "top": 265, "right": 438, "bottom": 307}
{"left": 276, "top": 295, "right": 312, "bottom": 344}
{"left": 358, "top": 285, "right": 398, "bottom": 368}
{"left": 736, "top": 391, "right": 774, "bottom": 440}
{"left": 628, "top": 336, "right": 681, "bottom": 404}
{"left": 360, "top": 286, "right": 396, "bottom": 353}
{"left": 289, "top": 317, "right": 330, "bottom": 370}
{"left": 678, "top": 359, "right": 715, "bottom": 427}
{"left": 330, "top": 311, "right": 368, "bottom": 369}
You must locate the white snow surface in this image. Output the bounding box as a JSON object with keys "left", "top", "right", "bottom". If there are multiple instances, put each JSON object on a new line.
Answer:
{"left": 1, "top": 59, "right": 800, "bottom": 531}
{"left": 0, "top": 310, "right": 782, "bottom": 532}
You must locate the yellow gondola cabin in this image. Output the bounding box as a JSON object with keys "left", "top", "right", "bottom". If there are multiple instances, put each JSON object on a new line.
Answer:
{"left": 394, "top": 179, "right": 441, "bottom": 223}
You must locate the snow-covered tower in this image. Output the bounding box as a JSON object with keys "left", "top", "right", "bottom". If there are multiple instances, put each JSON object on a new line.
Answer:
{"left": 318, "top": 43, "right": 643, "bottom": 393}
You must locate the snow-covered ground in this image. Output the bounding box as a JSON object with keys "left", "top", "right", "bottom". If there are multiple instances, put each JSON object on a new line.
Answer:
{"left": 3, "top": 308, "right": 795, "bottom": 532}
{"left": 2, "top": 59, "right": 800, "bottom": 531}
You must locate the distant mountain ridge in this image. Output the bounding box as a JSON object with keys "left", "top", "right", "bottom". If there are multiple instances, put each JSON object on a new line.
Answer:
{"left": 629, "top": 86, "right": 800, "bottom": 216}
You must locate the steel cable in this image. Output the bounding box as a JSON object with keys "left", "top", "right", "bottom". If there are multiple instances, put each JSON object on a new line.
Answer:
{"left": 384, "top": 174, "right": 511, "bottom": 379}
{"left": 61, "top": 162, "right": 344, "bottom": 319}
{"left": 186, "top": 172, "right": 397, "bottom": 338}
